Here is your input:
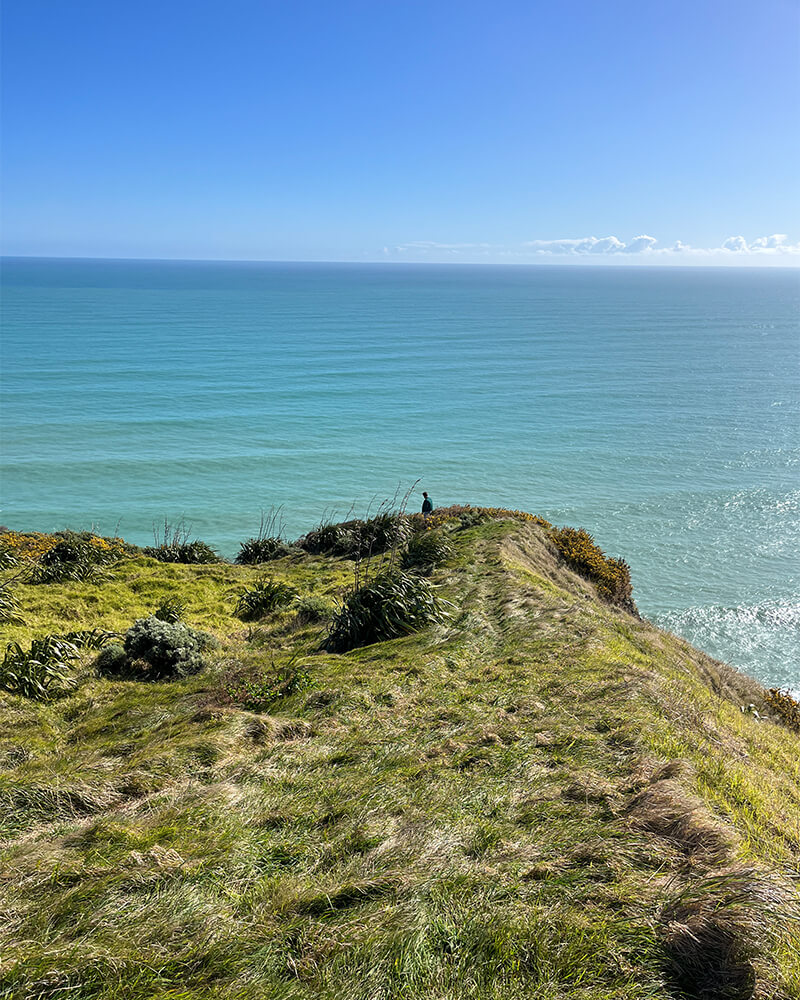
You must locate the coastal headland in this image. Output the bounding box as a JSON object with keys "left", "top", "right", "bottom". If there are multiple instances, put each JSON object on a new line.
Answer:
{"left": 1, "top": 507, "right": 798, "bottom": 998}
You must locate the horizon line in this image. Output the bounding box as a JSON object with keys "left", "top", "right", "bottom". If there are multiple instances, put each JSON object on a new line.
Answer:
{"left": 3, "top": 253, "right": 799, "bottom": 271}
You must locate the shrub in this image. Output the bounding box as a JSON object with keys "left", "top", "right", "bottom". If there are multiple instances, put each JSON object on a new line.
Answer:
{"left": 95, "top": 643, "right": 127, "bottom": 676}
{"left": 1, "top": 636, "right": 80, "bottom": 700}
{"left": 0, "top": 530, "right": 134, "bottom": 567}
{"left": 298, "top": 521, "right": 345, "bottom": 555}
{"left": 298, "top": 513, "right": 412, "bottom": 560}
{"left": 96, "top": 616, "right": 206, "bottom": 681}
{"left": 235, "top": 507, "right": 291, "bottom": 564}
{"left": 408, "top": 505, "right": 552, "bottom": 533}
{"left": 547, "top": 526, "right": 634, "bottom": 612}
{"left": 295, "top": 595, "right": 333, "bottom": 625}
{"left": 235, "top": 537, "right": 293, "bottom": 564}
{"left": 324, "top": 571, "right": 450, "bottom": 653}
{"left": 143, "top": 541, "right": 220, "bottom": 564}
{"left": 234, "top": 577, "right": 297, "bottom": 621}
{"left": 765, "top": 688, "right": 800, "bottom": 733}
{"left": 402, "top": 529, "right": 452, "bottom": 572}
{"left": 30, "top": 531, "right": 125, "bottom": 584}
{"left": 31, "top": 538, "right": 98, "bottom": 583}
{"left": 457, "top": 509, "right": 490, "bottom": 530}
{"left": 143, "top": 517, "right": 219, "bottom": 564}
{"left": 153, "top": 597, "right": 185, "bottom": 623}
{"left": 360, "top": 513, "right": 412, "bottom": 558}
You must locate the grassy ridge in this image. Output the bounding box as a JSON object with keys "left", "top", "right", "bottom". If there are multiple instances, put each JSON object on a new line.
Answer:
{"left": 1, "top": 516, "right": 798, "bottom": 999}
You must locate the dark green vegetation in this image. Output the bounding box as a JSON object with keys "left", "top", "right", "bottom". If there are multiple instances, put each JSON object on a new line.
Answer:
{"left": 0, "top": 579, "right": 25, "bottom": 625}
{"left": 324, "top": 571, "right": 450, "bottom": 653}
{"left": 152, "top": 595, "right": 186, "bottom": 624}
{"left": 402, "top": 527, "right": 452, "bottom": 572}
{"left": 142, "top": 540, "right": 221, "bottom": 564}
{"left": 1, "top": 512, "right": 799, "bottom": 999}
{"left": 142, "top": 518, "right": 222, "bottom": 565}
{"left": 234, "top": 577, "right": 298, "bottom": 621}
{"left": 29, "top": 531, "right": 131, "bottom": 584}
{"left": 1, "top": 635, "right": 80, "bottom": 700}
{"left": 765, "top": 688, "right": 800, "bottom": 733}
{"left": 235, "top": 536, "right": 294, "bottom": 564}
{"left": 235, "top": 507, "right": 295, "bottom": 565}
{"left": 299, "top": 511, "right": 412, "bottom": 560}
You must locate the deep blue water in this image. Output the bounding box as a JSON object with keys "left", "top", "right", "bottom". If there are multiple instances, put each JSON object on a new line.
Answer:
{"left": 2, "top": 257, "right": 798, "bottom": 688}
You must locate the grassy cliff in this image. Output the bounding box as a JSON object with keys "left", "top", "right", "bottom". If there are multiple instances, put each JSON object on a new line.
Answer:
{"left": 1, "top": 512, "right": 798, "bottom": 1000}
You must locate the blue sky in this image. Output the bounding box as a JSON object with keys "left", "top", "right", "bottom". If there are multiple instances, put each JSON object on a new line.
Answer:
{"left": 2, "top": 0, "right": 798, "bottom": 263}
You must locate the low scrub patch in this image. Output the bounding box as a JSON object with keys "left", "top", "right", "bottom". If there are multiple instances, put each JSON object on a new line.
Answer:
{"left": 402, "top": 528, "right": 452, "bottom": 571}
{"left": 142, "top": 540, "right": 220, "bottom": 564}
{"left": 298, "top": 513, "right": 412, "bottom": 560}
{"left": 0, "top": 578, "right": 26, "bottom": 625}
{"left": 235, "top": 536, "right": 293, "bottom": 564}
{"left": 30, "top": 531, "right": 128, "bottom": 584}
{"left": 547, "top": 525, "right": 635, "bottom": 611}
{"left": 0, "top": 548, "right": 18, "bottom": 570}
{"left": 408, "top": 504, "right": 550, "bottom": 533}
{"left": 234, "top": 577, "right": 297, "bottom": 621}
{"left": 0, "top": 529, "right": 134, "bottom": 565}
{"left": 324, "top": 571, "right": 450, "bottom": 653}
{"left": 152, "top": 597, "right": 185, "bottom": 623}
{"left": 235, "top": 507, "right": 292, "bottom": 564}
{"left": 144, "top": 518, "right": 220, "bottom": 564}
{"left": 765, "top": 688, "right": 800, "bottom": 733}
{"left": 58, "top": 628, "right": 119, "bottom": 650}
{"left": 96, "top": 616, "right": 211, "bottom": 681}
{"left": 219, "top": 654, "right": 312, "bottom": 711}
{"left": 295, "top": 594, "right": 333, "bottom": 625}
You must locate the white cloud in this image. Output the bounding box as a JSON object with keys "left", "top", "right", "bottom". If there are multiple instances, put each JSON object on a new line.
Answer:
{"left": 524, "top": 236, "right": 630, "bottom": 254}
{"left": 627, "top": 234, "right": 659, "bottom": 253}
{"left": 389, "top": 233, "right": 800, "bottom": 261}
{"left": 717, "top": 233, "right": 798, "bottom": 255}
{"left": 750, "top": 233, "right": 788, "bottom": 249}
{"left": 523, "top": 234, "right": 657, "bottom": 255}
{"left": 527, "top": 233, "right": 800, "bottom": 256}
{"left": 722, "top": 236, "right": 750, "bottom": 252}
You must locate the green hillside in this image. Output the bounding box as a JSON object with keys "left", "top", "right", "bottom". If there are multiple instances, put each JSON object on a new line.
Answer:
{"left": 1, "top": 511, "right": 798, "bottom": 999}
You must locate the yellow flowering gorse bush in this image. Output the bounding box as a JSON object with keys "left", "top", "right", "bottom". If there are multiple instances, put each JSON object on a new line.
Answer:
{"left": 0, "top": 531, "right": 128, "bottom": 565}
{"left": 408, "top": 505, "right": 634, "bottom": 611}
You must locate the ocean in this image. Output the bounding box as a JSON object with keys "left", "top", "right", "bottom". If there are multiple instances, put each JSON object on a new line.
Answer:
{"left": 1, "top": 257, "right": 798, "bottom": 689}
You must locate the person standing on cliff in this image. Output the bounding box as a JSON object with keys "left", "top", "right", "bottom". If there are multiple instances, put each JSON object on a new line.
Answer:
{"left": 421, "top": 492, "right": 433, "bottom": 518}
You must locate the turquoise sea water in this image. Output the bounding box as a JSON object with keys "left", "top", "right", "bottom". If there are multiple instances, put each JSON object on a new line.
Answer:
{"left": 1, "top": 258, "right": 798, "bottom": 689}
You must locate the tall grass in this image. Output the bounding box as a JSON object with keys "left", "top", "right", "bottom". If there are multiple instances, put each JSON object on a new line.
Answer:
{"left": 236, "top": 507, "right": 294, "bottom": 564}
{"left": 143, "top": 517, "right": 220, "bottom": 564}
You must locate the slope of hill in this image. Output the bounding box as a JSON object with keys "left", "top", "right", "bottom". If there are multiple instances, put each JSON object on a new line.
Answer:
{"left": 1, "top": 512, "right": 798, "bottom": 1000}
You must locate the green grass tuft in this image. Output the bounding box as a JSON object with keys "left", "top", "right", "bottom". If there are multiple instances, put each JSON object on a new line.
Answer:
{"left": 233, "top": 576, "right": 297, "bottom": 620}
{"left": 324, "top": 570, "right": 450, "bottom": 652}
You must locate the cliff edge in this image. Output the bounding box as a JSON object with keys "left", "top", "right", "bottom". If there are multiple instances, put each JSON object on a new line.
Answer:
{"left": 1, "top": 511, "right": 798, "bottom": 999}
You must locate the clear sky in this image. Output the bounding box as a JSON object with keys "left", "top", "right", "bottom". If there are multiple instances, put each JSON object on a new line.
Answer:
{"left": 2, "top": 0, "right": 798, "bottom": 263}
